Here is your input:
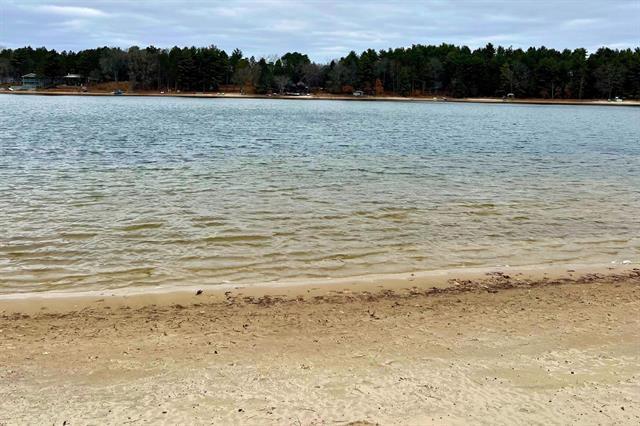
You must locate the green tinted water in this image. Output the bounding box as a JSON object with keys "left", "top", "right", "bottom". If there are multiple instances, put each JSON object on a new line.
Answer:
{"left": 1, "top": 96, "right": 638, "bottom": 293}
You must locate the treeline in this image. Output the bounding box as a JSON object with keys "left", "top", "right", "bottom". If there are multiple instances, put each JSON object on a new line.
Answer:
{"left": 1, "top": 43, "right": 639, "bottom": 99}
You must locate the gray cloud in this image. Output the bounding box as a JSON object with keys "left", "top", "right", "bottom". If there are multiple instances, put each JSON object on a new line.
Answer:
{"left": 1, "top": 0, "right": 638, "bottom": 61}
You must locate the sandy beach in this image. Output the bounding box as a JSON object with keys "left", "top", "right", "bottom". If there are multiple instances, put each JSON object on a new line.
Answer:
{"left": 1, "top": 265, "right": 639, "bottom": 425}
{"left": 2, "top": 90, "right": 639, "bottom": 107}
{"left": 3, "top": 4, "right": 639, "bottom": 425}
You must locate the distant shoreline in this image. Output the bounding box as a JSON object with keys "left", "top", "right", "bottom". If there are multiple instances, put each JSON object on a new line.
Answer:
{"left": 2, "top": 90, "right": 639, "bottom": 107}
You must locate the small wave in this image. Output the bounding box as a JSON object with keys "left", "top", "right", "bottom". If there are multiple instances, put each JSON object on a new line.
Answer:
{"left": 200, "top": 234, "right": 271, "bottom": 243}
{"left": 59, "top": 232, "right": 98, "bottom": 240}
{"left": 465, "top": 210, "right": 501, "bottom": 216}
{"left": 192, "top": 221, "right": 226, "bottom": 228}
{"left": 120, "top": 222, "right": 164, "bottom": 232}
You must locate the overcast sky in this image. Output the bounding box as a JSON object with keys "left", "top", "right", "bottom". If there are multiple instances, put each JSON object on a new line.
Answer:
{"left": 1, "top": 0, "right": 638, "bottom": 61}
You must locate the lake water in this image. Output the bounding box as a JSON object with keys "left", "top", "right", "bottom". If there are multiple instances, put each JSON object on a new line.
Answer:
{"left": 1, "top": 95, "right": 639, "bottom": 294}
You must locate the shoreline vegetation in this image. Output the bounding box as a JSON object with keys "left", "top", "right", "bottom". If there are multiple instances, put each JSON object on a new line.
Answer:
{"left": 2, "top": 43, "right": 639, "bottom": 102}
{"left": 2, "top": 265, "right": 639, "bottom": 423}
{"left": 2, "top": 90, "right": 639, "bottom": 106}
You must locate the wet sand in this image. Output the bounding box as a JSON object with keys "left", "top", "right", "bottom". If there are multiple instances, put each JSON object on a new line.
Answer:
{"left": 1, "top": 265, "right": 639, "bottom": 424}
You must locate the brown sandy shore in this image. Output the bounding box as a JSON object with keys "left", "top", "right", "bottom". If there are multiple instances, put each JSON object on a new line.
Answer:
{"left": 2, "top": 90, "right": 639, "bottom": 107}
{"left": 1, "top": 265, "right": 639, "bottom": 425}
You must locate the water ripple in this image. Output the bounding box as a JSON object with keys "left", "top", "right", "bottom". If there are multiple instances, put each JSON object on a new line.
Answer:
{"left": 1, "top": 96, "right": 639, "bottom": 293}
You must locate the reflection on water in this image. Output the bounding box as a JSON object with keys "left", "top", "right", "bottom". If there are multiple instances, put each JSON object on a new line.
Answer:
{"left": 1, "top": 96, "right": 639, "bottom": 293}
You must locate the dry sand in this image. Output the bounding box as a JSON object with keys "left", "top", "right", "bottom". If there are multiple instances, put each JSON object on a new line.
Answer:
{"left": 1, "top": 266, "right": 639, "bottom": 425}
{"left": 2, "top": 91, "right": 639, "bottom": 107}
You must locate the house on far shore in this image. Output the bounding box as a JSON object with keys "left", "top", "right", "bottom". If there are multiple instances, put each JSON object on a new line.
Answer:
{"left": 21, "top": 73, "right": 51, "bottom": 89}
{"left": 63, "top": 73, "right": 85, "bottom": 86}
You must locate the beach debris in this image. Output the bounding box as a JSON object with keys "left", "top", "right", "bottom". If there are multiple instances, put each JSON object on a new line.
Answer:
{"left": 368, "top": 310, "right": 381, "bottom": 320}
{"left": 622, "top": 260, "right": 631, "bottom": 264}
{"left": 196, "top": 289, "right": 203, "bottom": 295}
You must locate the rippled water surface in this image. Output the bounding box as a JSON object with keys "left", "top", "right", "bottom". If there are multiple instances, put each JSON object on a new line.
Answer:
{"left": 1, "top": 95, "right": 639, "bottom": 293}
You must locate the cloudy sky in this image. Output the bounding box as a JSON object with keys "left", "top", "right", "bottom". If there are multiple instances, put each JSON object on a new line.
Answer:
{"left": 1, "top": 0, "right": 638, "bottom": 61}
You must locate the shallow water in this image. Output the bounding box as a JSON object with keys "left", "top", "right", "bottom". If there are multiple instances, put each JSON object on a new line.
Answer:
{"left": 1, "top": 95, "right": 639, "bottom": 293}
